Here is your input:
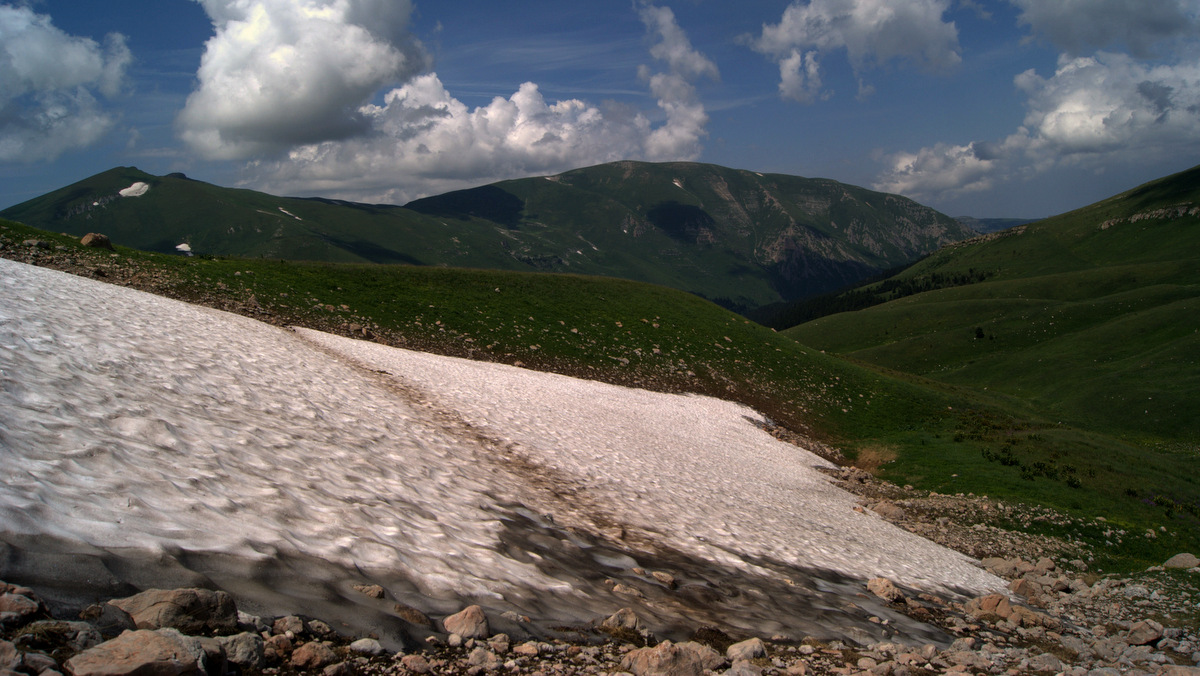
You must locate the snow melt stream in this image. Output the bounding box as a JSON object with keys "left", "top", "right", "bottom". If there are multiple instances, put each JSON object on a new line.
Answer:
{"left": 0, "top": 258, "right": 1002, "bottom": 645}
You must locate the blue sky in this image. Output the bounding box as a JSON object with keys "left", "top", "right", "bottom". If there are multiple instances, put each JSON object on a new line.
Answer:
{"left": 2, "top": 0, "right": 1199, "bottom": 218}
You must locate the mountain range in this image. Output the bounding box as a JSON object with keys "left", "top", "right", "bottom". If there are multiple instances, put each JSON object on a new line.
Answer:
{"left": 0, "top": 161, "right": 974, "bottom": 313}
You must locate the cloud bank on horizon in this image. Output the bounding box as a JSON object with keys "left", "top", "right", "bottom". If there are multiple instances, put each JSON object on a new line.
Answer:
{"left": 1, "top": 0, "right": 1198, "bottom": 215}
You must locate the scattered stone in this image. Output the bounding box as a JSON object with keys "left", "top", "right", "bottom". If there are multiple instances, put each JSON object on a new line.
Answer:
{"left": 1125, "top": 619, "right": 1164, "bottom": 646}
{"left": 352, "top": 584, "right": 385, "bottom": 599}
{"left": 216, "top": 632, "right": 265, "bottom": 670}
{"left": 726, "top": 637, "right": 766, "bottom": 662}
{"left": 867, "top": 577, "right": 904, "bottom": 602}
{"left": 64, "top": 628, "right": 206, "bottom": 676}
{"left": 273, "top": 615, "right": 306, "bottom": 637}
{"left": 1164, "top": 553, "right": 1200, "bottom": 569}
{"left": 80, "top": 233, "right": 114, "bottom": 250}
{"left": 620, "top": 640, "right": 705, "bottom": 676}
{"left": 726, "top": 659, "right": 764, "bottom": 676}
{"left": 393, "top": 603, "right": 433, "bottom": 627}
{"left": 399, "top": 653, "right": 431, "bottom": 673}
{"left": 871, "top": 501, "right": 907, "bottom": 520}
{"left": 349, "top": 638, "right": 385, "bottom": 656}
{"left": 677, "top": 641, "right": 725, "bottom": 671}
{"left": 79, "top": 603, "right": 137, "bottom": 639}
{"left": 322, "top": 661, "right": 356, "bottom": 676}
{"left": 651, "top": 571, "right": 677, "bottom": 588}
{"left": 599, "top": 608, "right": 644, "bottom": 632}
{"left": 442, "top": 605, "right": 489, "bottom": 639}
{"left": 264, "top": 634, "right": 293, "bottom": 661}
{"left": 108, "top": 588, "right": 237, "bottom": 635}
{"left": 291, "top": 641, "right": 338, "bottom": 670}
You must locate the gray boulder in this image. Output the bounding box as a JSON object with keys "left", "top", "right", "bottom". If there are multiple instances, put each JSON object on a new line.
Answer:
{"left": 442, "top": 605, "right": 489, "bottom": 639}
{"left": 216, "top": 632, "right": 265, "bottom": 670}
{"left": 726, "top": 637, "right": 766, "bottom": 662}
{"left": 1164, "top": 553, "right": 1199, "bottom": 569}
{"left": 108, "top": 589, "right": 237, "bottom": 635}
{"left": 620, "top": 641, "right": 705, "bottom": 676}
{"left": 65, "top": 628, "right": 207, "bottom": 676}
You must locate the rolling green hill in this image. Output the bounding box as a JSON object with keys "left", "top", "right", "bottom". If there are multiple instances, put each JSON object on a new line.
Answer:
{"left": 0, "top": 162, "right": 973, "bottom": 312}
{"left": 785, "top": 165, "right": 1200, "bottom": 505}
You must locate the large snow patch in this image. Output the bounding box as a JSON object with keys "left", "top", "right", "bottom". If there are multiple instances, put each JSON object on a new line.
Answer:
{"left": 0, "top": 258, "right": 1002, "bottom": 642}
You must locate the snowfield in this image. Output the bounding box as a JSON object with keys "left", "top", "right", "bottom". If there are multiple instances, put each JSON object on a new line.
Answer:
{"left": 0, "top": 258, "right": 1002, "bottom": 644}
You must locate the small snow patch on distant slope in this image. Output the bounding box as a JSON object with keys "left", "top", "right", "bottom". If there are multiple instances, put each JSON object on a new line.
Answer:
{"left": 119, "top": 182, "right": 150, "bottom": 197}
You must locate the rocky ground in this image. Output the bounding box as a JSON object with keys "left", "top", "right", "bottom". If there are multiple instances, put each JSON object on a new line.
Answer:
{"left": 2, "top": 233, "right": 1199, "bottom": 675}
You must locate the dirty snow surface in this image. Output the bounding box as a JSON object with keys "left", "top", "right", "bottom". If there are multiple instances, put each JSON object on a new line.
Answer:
{"left": 0, "top": 259, "right": 1002, "bottom": 643}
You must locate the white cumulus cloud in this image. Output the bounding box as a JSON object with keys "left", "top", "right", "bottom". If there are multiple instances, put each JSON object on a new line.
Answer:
{"left": 0, "top": 5, "right": 131, "bottom": 162}
{"left": 750, "top": 0, "right": 961, "bottom": 102}
{"left": 244, "top": 3, "right": 718, "bottom": 204}
{"left": 177, "top": 0, "right": 428, "bottom": 160}
{"left": 874, "top": 51, "right": 1200, "bottom": 201}
{"left": 1009, "top": 0, "right": 1200, "bottom": 57}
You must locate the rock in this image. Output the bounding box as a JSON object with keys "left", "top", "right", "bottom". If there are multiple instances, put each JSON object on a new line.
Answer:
{"left": 677, "top": 641, "right": 725, "bottom": 671}
{"left": 620, "top": 641, "right": 706, "bottom": 676}
{"left": 867, "top": 577, "right": 904, "bottom": 602}
{"left": 352, "top": 584, "right": 385, "bottom": 599}
{"left": 216, "top": 633, "right": 265, "bottom": 670}
{"left": 399, "top": 654, "right": 431, "bottom": 673}
{"left": 291, "top": 641, "right": 338, "bottom": 670}
{"left": 725, "top": 660, "right": 764, "bottom": 676}
{"left": 273, "top": 615, "right": 306, "bottom": 637}
{"left": 21, "top": 650, "right": 57, "bottom": 674}
{"left": 80, "top": 233, "right": 114, "bottom": 250}
{"left": 512, "top": 642, "right": 540, "bottom": 657}
{"left": 600, "top": 608, "right": 644, "bottom": 632}
{"left": 108, "top": 589, "right": 237, "bottom": 635}
{"left": 726, "top": 638, "right": 766, "bottom": 662}
{"left": 193, "top": 636, "right": 226, "bottom": 676}
{"left": 966, "top": 593, "right": 1012, "bottom": 620}
{"left": 487, "top": 634, "right": 509, "bottom": 654}
{"left": 612, "top": 583, "right": 645, "bottom": 598}
{"left": 1158, "top": 667, "right": 1200, "bottom": 675}
{"left": 1125, "top": 619, "right": 1163, "bottom": 646}
{"left": 65, "top": 628, "right": 207, "bottom": 676}
{"left": 1164, "top": 553, "right": 1200, "bottom": 569}
{"left": 323, "top": 662, "right": 356, "bottom": 676}
{"left": 79, "top": 604, "right": 137, "bottom": 639}
{"left": 442, "top": 605, "right": 489, "bottom": 639}
{"left": 393, "top": 603, "right": 433, "bottom": 628}
{"left": 1028, "top": 653, "right": 1062, "bottom": 672}
{"left": 0, "top": 640, "right": 19, "bottom": 672}
{"left": 0, "top": 593, "right": 43, "bottom": 628}
{"left": 467, "top": 647, "right": 501, "bottom": 670}
{"left": 1009, "top": 578, "right": 1039, "bottom": 598}
{"left": 19, "top": 621, "right": 103, "bottom": 652}
{"left": 872, "top": 501, "right": 907, "bottom": 520}
{"left": 22, "top": 240, "right": 50, "bottom": 250}
{"left": 307, "top": 619, "right": 334, "bottom": 637}
{"left": 348, "top": 638, "right": 385, "bottom": 656}
{"left": 982, "top": 558, "right": 1018, "bottom": 577}
{"left": 651, "top": 571, "right": 677, "bottom": 589}
{"left": 263, "top": 634, "right": 292, "bottom": 661}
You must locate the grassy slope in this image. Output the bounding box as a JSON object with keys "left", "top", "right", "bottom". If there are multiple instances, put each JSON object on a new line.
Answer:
{"left": 783, "top": 166, "right": 1200, "bottom": 549}
{"left": 2, "top": 216, "right": 1195, "bottom": 571}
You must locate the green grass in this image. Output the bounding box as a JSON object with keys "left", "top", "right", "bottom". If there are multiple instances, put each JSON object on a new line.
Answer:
{"left": 3, "top": 216, "right": 1197, "bottom": 573}
{"left": 780, "top": 166, "right": 1200, "bottom": 569}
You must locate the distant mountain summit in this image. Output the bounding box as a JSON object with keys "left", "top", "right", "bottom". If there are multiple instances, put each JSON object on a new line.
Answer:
{"left": 1, "top": 161, "right": 973, "bottom": 312}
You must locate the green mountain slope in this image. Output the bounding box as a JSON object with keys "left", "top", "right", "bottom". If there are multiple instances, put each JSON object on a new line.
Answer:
{"left": 0, "top": 162, "right": 973, "bottom": 312}
{"left": 786, "top": 164, "right": 1200, "bottom": 446}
